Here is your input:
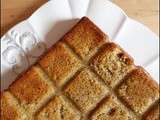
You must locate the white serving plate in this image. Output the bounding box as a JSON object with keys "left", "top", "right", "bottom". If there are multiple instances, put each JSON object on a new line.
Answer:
{"left": 1, "top": 0, "right": 159, "bottom": 90}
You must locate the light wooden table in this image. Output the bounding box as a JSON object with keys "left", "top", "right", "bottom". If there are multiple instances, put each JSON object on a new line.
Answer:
{"left": 1, "top": 0, "right": 159, "bottom": 37}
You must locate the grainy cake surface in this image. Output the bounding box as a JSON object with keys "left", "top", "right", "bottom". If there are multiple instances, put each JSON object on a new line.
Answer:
{"left": 90, "top": 95, "right": 135, "bottom": 120}
{"left": 64, "top": 68, "right": 108, "bottom": 113}
{"left": 36, "top": 95, "right": 80, "bottom": 120}
{"left": 116, "top": 67, "right": 159, "bottom": 115}
{"left": 1, "top": 17, "right": 159, "bottom": 120}
{"left": 63, "top": 17, "right": 108, "bottom": 60}
{"left": 1, "top": 91, "right": 27, "bottom": 120}
{"left": 9, "top": 66, "right": 55, "bottom": 114}
{"left": 90, "top": 43, "right": 135, "bottom": 87}
{"left": 39, "top": 42, "right": 81, "bottom": 87}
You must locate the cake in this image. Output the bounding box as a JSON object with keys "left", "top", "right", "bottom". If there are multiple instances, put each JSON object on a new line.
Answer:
{"left": 1, "top": 17, "right": 159, "bottom": 120}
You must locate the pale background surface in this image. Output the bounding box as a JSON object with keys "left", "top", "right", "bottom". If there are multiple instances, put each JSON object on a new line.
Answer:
{"left": 1, "top": 0, "right": 159, "bottom": 36}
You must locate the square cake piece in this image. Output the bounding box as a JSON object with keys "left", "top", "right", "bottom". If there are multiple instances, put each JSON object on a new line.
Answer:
{"left": 116, "top": 67, "right": 159, "bottom": 115}
{"left": 39, "top": 42, "right": 81, "bottom": 87}
{"left": 1, "top": 91, "right": 28, "bottom": 120}
{"left": 64, "top": 68, "right": 108, "bottom": 113}
{"left": 90, "top": 95, "right": 135, "bottom": 120}
{"left": 9, "top": 66, "right": 55, "bottom": 114}
{"left": 36, "top": 95, "right": 81, "bottom": 120}
{"left": 89, "top": 43, "right": 135, "bottom": 87}
{"left": 63, "top": 17, "right": 108, "bottom": 60}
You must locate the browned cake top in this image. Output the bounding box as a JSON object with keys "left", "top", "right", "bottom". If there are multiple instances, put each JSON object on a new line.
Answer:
{"left": 64, "top": 68, "right": 108, "bottom": 113}
{"left": 1, "top": 17, "right": 159, "bottom": 120}
{"left": 116, "top": 67, "right": 159, "bottom": 115}
{"left": 38, "top": 42, "right": 81, "bottom": 87}
{"left": 9, "top": 66, "right": 55, "bottom": 114}
{"left": 89, "top": 43, "right": 135, "bottom": 87}
{"left": 9, "top": 66, "right": 49, "bottom": 103}
{"left": 36, "top": 96, "right": 80, "bottom": 120}
{"left": 90, "top": 95, "right": 135, "bottom": 120}
{"left": 63, "top": 17, "right": 107, "bottom": 60}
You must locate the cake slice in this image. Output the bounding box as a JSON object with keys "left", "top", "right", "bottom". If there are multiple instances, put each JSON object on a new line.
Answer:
{"left": 116, "top": 67, "right": 159, "bottom": 115}
{"left": 38, "top": 42, "right": 82, "bottom": 87}
{"left": 63, "top": 17, "right": 108, "bottom": 60}
{"left": 9, "top": 66, "right": 55, "bottom": 114}
{"left": 36, "top": 95, "right": 81, "bottom": 120}
{"left": 64, "top": 68, "right": 108, "bottom": 113}
{"left": 89, "top": 43, "right": 135, "bottom": 88}
{"left": 90, "top": 95, "right": 136, "bottom": 120}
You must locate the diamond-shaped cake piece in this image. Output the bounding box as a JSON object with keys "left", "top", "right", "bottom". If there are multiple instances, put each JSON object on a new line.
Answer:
{"left": 63, "top": 17, "right": 108, "bottom": 60}
{"left": 143, "top": 105, "right": 159, "bottom": 120}
{"left": 64, "top": 68, "right": 108, "bottom": 113}
{"left": 116, "top": 67, "right": 159, "bottom": 115}
{"left": 36, "top": 96, "right": 81, "bottom": 120}
{"left": 90, "top": 95, "right": 135, "bottom": 120}
{"left": 39, "top": 42, "right": 81, "bottom": 87}
{"left": 1, "top": 91, "right": 28, "bottom": 120}
{"left": 90, "top": 43, "right": 135, "bottom": 87}
{"left": 9, "top": 66, "right": 55, "bottom": 114}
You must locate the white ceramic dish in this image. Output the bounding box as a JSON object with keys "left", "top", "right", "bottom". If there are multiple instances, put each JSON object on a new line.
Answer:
{"left": 1, "top": 0, "right": 159, "bottom": 90}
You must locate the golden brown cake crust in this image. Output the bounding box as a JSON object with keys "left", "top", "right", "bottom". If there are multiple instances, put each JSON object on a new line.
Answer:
{"left": 38, "top": 42, "right": 81, "bottom": 87}
{"left": 89, "top": 42, "right": 135, "bottom": 87}
{"left": 9, "top": 66, "right": 49, "bottom": 104}
{"left": 1, "top": 17, "right": 159, "bottom": 120}
{"left": 63, "top": 17, "right": 108, "bottom": 59}
{"left": 9, "top": 66, "right": 55, "bottom": 115}
{"left": 36, "top": 96, "right": 81, "bottom": 120}
{"left": 1, "top": 92, "right": 19, "bottom": 120}
{"left": 116, "top": 67, "right": 159, "bottom": 115}
{"left": 90, "top": 95, "right": 135, "bottom": 120}
{"left": 64, "top": 68, "right": 108, "bottom": 113}
{"left": 1, "top": 91, "right": 27, "bottom": 120}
